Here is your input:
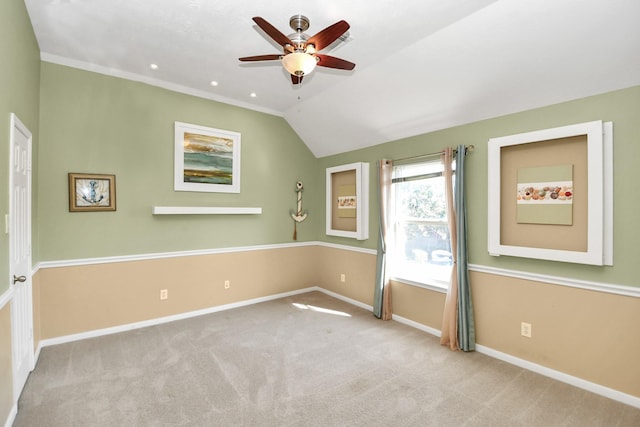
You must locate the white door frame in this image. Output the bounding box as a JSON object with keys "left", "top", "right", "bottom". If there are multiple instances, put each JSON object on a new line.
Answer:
{"left": 9, "top": 113, "right": 34, "bottom": 401}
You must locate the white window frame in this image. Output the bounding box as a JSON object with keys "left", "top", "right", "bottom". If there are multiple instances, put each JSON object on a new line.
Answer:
{"left": 389, "top": 158, "right": 453, "bottom": 292}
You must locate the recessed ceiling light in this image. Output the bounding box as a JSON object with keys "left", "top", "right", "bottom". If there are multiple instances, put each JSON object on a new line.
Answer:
{"left": 150, "top": 64, "right": 159, "bottom": 70}
{"left": 250, "top": 93, "right": 257, "bottom": 98}
{"left": 210, "top": 81, "right": 218, "bottom": 87}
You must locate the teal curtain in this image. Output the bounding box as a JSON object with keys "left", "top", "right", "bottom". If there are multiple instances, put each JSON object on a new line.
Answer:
{"left": 373, "top": 222, "right": 385, "bottom": 319}
{"left": 374, "top": 159, "right": 393, "bottom": 320}
{"left": 454, "top": 145, "right": 475, "bottom": 351}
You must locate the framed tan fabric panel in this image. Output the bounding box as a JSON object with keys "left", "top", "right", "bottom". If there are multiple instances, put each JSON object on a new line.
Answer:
{"left": 488, "top": 120, "right": 612, "bottom": 265}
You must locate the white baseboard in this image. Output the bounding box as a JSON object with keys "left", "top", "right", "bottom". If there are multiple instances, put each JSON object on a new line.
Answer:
{"left": 351, "top": 304, "right": 640, "bottom": 409}
{"left": 392, "top": 313, "right": 442, "bottom": 338}
{"left": 475, "top": 344, "right": 640, "bottom": 409}
{"left": 316, "top": 288, "right": 374, "bottom": 312}
{"left": 38, "top": 287, "right": 319, "bottom": 349}
{"left": 34, "top": 286, "right": 640, "bottom": 411}
{"left": 0, "top": 287, "right": 13, "bottom": 311}
{"left": 37, "top": 286, "right": 364, "bottom": 350}
{"left": 3, "top": 403, "right": 16, "bottom": 427}
{"left": 33, "top": 340, "right": 42, "bottom": 367}
{"left": 391, "top": 314, "right": 640, "bottom": 409}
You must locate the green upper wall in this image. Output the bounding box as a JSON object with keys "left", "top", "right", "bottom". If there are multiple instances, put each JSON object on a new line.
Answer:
{"left": 0, "top": 0, "right": 41, "bottom": 294}
{"left": 37, "top": 62, "right": 320, "bottom": 260}
{"left": 4, "top": 0, "right": 639, "bottom": 291}
{"left": 319, "top": 85, "right": 640, "bottom": 288}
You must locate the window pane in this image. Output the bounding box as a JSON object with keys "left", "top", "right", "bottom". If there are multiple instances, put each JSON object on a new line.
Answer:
{"left": 396, "top": 176, "right": 447, "bottom": 221}
{"left": 394, "top": 161, "right": 443, "bottom": 180}
{"left": 401, "top": 223, "right": 451, "bottom": 261}
{"left": 393, "top": 222, "right": 452, "bottom": 285}
{"left": 391, "top": 160, "right": 453, "bottom": 287}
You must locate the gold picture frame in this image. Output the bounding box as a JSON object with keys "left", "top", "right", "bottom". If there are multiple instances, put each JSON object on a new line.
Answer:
{"left": 68, "top": 173, "right": 116, "bottom": 212}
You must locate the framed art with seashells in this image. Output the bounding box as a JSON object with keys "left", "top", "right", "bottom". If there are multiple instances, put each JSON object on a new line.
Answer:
{"left": 174, "top": 121, "right": 241, "bottom": 193}
{"left": 487, "top": 120, "right": 613, "bottom": 266}
{"left": 326, "top": 162, "right": 369, "bottom": 240}
{"left": 68, "top": 173, "right": 116, "bottom": 212}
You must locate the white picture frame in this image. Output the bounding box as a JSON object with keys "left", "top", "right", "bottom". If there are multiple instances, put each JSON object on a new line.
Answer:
{"left": 487, "top": 120, "right": 613, "bottom": 266}
{"left": 174, "top": 121, "right": 241, "bottom": 193}
{"left": 326, "top": 162, "right": 369, "bottom": 240}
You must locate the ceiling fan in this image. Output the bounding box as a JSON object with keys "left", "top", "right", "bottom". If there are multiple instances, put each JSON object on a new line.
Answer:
{"left": 239, "top": 15, "right": 355, "bottom": 84}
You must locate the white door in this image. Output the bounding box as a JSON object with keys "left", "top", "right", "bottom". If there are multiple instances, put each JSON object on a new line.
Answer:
{"left": 9, "top": 113, "right": 34, "bottom": 400}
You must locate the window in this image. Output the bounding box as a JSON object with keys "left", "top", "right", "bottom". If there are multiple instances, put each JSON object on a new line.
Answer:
{"left": 390, "top": 159, "right": 453, "bottom": 289}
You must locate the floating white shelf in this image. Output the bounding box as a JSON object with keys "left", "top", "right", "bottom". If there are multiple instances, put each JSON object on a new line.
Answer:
{"left": 152, "top": 206, "right": 262, "bottom": 215}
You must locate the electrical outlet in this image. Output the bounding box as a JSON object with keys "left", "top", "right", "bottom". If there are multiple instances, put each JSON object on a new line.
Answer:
{"left": 224, "top": 280, "right": 230, "bottom": 289}
{"left": 340, "top": 274, "right": 346, "bottom": 283}
{"left": 160, "top": 289, "right": 168, "bottom": 300}
{"left": 521, "top": 322, "right": 532, "bottom": 338}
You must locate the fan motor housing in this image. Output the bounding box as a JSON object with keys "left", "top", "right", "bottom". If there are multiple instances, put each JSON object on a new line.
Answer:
{"left": 287, "top": 15, "right": 311, "bottom": 50}
{"left": 289, "top": 14, "right": 310, "bottom": 32}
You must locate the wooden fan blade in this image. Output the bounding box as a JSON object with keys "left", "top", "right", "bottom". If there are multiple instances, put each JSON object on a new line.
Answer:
{"left": 239, "top": 54, "right": 282, "bottom": 62}
{"left": 307, "top": 20, "right": 350, "bottom": 51}
{"left": 316, "top": 54, "right": 355, "bottom": 70}
{"left": 291, "top": 74, "right": 303, "bottom": 85}
{"left": 253, "top": 17, "right": 293, "bottom": 48}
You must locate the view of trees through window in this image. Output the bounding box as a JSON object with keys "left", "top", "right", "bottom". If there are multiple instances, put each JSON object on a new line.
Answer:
{"left": 392, "top": 161, "right": 453, "bottom": 287}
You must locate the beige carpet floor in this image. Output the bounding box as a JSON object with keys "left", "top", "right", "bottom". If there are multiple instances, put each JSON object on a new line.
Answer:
{"left": 13, "top": 291, "right": 640, "bottom": 426}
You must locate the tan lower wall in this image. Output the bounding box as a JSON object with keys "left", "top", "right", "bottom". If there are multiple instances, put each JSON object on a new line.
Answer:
{"left": 33, "top": 244, "right": 640, "bottom": 401}
{"left": 0, "top": 302, "right": 14, "bottom": 425}
{"left": 315, "top": 246, "right": 376, "bottom": 307}
{"left": 471, "top": 270, "right": 640, "bottom": 398}
{"left": 390, "top": 281, "right": 446, "bottom": 331}
{"left": 38, "top": 246, "right": 320, "bottom": 340}
{"left": 317, "top": 247, "right": 640, "bottom": 398}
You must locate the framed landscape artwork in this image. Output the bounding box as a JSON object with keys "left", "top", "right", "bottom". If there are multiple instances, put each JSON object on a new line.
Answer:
{"left": 174, "top": 121, "right": 241, "bottom": 193}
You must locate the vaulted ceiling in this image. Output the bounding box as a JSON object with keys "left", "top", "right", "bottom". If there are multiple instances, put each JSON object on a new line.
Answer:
{"left": 25, "top": 0, "right": 640, "bottom": 157}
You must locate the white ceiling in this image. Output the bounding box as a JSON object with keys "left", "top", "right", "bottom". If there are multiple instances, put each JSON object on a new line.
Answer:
{"left": 25, "top": 0, "right": 640, "bottom": 157}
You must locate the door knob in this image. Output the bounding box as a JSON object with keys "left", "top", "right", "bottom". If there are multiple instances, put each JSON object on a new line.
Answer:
{"left": 13, "top": 275, "right": 26, "bottom": 284}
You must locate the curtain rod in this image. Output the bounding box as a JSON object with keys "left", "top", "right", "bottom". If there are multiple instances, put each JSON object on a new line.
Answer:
{"left": 393, "top": 144, "right": 474, "bottom": 164}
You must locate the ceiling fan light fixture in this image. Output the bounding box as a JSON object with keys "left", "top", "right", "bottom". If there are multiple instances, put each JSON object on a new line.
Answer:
{"left": 239, "top": 16, "right": 353, "bottom": 85}
{"left": 282, "top": 52, "right": 317, "bottom": 76}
